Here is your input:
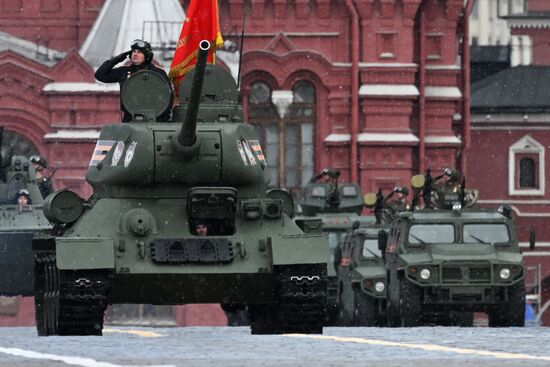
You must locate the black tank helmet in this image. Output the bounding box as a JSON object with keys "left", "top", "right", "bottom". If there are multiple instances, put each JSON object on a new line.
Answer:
{"left": 130, "top": 39, "right": 154, "bottom": 64}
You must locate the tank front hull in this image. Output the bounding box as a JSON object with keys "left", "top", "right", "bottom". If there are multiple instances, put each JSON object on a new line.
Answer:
{"left": 111, "top": 273, "right": 274, "bottom": 304}
{"left": 0, "top": 231, "right": 34, "bottom": 296}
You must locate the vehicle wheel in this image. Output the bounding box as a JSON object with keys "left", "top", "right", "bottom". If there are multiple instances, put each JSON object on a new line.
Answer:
{"left": 249, "top": 304, "right": 278, "bottom": 334}
{"left": 386, "top": 298, "right": 401, "bottom": 327}
{"left": 400, "top": 279, "right": 422, "bottom": 327}
{"left": 503, "top": 282, "right": 526, "bottom": 327}
{"left": 338, "top": 282, "right": 355, "bottom": 326}
{"left": 34, "top": 253, "right": 59, "bottom": 336}
{"left": 355, "top": 291, "right": 378, "bottom": 326}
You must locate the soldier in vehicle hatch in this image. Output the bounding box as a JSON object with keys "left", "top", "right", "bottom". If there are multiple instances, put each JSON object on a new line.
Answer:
{"left": 310, "top": 168, "right": 340, "bottom": 207}
{"left": 30, "top": 155, "right": 54, "bottom": 198}
{"left": 95, "top": 39, "right": 173, "bottom": 122}
{"left": 434, "top": 168, "right": 463, "bottom": 193}
{"left": 385, "top": 186, "right": 411, "bottom": 213}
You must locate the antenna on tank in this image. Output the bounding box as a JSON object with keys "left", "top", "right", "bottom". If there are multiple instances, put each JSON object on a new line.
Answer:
{"left": 236, "top": 9, "right": 247, "bottom": 91}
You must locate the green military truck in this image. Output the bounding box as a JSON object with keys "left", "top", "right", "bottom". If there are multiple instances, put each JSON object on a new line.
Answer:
{"left": 0, "top": 153, "right": 52, "bottom": 297}
{"left": 380, "top": 202, "right": 532, "bottom": 327}
{"left": 299, "top": 180, "right": 365, "bottom": 324}
{"left": 336, "top": 218, "right": 387, "bottom": 326}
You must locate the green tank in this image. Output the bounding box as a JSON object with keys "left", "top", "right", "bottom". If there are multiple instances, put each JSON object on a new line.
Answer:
{"left": 0, "top": 144, "right": 52, "bottom": 296}
{"left": 297, "top": 179, "right": 365, "bottom": 324}
{"left": 336, "top": 219, "right": 387, "bottom": 326}
{"left": 380, "top": 192, "right": 532, "bottom": 327}
{"left": 32, "top": 41, "right": 329, "bottom": 336}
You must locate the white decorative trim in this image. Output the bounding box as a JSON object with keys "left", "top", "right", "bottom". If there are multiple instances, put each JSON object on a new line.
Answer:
{"left": 509, "top": 135, "right": 545, "bottom": 196}
{"left": 358, "top": 133, "right": 419, "bottom": 143}
{"left": 359, "top": 62, "right": 417, "bottom": 68}
{"left": 508, "top": 19, "right": 550, "bottom": 30}
{"left": 520, "top": 242, "right": 550, "bottom": 248}
{"left": 43, "top": 82, "right": 120, "bottom": 93}
{"left": 425, "top": 65, "right": 461, "bottom": 70}
{"left": 324, "top": 134, "right": 351, "bottom": 142}
{"left": 359, "top": 84, "right": 419, "bottom": 97}
{"left": 509, "top": 205, "right": 550, "bottom": 217}
{"left": 425, "top": 86, "right": 462, "bottom": 99}
{"left": 479, "top": 199, "right": 550, "bottom": 204}
{"left": 522, "top": 252, "right": 550, "bottom": 257}
{"left": 44, "top": 130, "right": 101, "bottom": 140}
{"left": 424, "top": 135, "right": 462, "bottom": 144}
{"left": 471, "top": 114, "right": 550, "bottom": 124}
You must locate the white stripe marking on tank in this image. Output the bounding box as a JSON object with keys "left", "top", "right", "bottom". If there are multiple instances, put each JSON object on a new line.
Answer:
{"left": 0, "top": 346, "right": 175, "bottom": 367}
{"left": 287, "top": 334, "right": 550, "bottom": 361}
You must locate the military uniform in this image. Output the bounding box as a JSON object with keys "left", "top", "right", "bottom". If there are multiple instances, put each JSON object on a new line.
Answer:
{"left": 95, "top": 40, "right": 173, "bottom": 122}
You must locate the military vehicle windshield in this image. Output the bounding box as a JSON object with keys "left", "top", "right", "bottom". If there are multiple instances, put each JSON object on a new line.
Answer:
{"left": 408, "top": 224, "right": 454, "bottom": 244}
{"left": 362, "top": 238, "right": 381, "bottom": 258}
{"left": 463, "top": 223, "right": 510, "bottom": 244}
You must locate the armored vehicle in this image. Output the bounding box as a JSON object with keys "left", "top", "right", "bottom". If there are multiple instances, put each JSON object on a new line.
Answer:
{"left": 32, "top": 41, "right": 329, "bottom": 336}
{"left": 298, "top": 179, "right": 365, "bottom": 324}
{"left": 0, "top": 150, "right": 52, "bottom": 297}
{"left": 337, "top": 219, "right": 387, "bottom": 326}
{"left": 380, "top": 195, "right": 531, "bottom": 327}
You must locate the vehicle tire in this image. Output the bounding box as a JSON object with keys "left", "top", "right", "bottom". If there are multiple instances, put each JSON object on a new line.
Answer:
{"left": 34, "top": 253, "right": 59, "bottom": 336}
{"left": 249, "top": 304, "right": 278, "bottom": 334}
{"left": 337, "top": 282, "right": 355, "bottom": 326}
{"left": 355, "top": 291, "right": 378, "bottom": 326}
{"left": 386, "top": 298, "right": 401, "bottom": 327}
{"left": 503, "top": 282, "right": 526, "bottom": 327}
{"left": 400, "top": 279, "right": 422, "bottom": 327}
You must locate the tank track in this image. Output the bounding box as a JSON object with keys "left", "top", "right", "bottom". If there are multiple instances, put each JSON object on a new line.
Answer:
{"left": 250, "top": 264, "right": 327, "bottom": 334}
{"left": 34, "top": 252, "right": 110, "bottom": 336}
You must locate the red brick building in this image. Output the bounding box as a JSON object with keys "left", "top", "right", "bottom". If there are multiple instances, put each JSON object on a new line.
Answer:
{"left": 1, "top": 0, "right": 471, "bottom": 325}
{"left": 469, "top": 0, "right": 550, "bottom": 325}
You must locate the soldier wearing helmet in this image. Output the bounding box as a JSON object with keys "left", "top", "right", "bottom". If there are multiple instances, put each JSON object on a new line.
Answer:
{"left": 95, "top": 39, "right": 173, "bottom": 122}
{"left": 14, "top": 189, "right": 31, "bottom": 206}
{"left": 30, "top": 155, "right": 54, "bottom": 198}
{"left": 385, "top": 186, "right": 411, "bottom": 214}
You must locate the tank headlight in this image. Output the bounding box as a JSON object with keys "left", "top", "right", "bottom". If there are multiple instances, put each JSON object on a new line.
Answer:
{"left": 374, "top": 282, "right": 385, "bottom": 293}
{"left": 499, "top": 268, "right": 511, "bottom": 280}
{"left": 420, "top": 268, "right": 431, "bottom": 280}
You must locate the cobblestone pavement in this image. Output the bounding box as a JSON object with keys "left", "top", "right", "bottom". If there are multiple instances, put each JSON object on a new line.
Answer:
{"left": 0, "top": 326, "right": 549, "bottom": 367}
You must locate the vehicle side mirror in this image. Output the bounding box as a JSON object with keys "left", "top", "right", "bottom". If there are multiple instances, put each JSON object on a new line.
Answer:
{"left": 378, "top": 230, "right": 388, "bottom": 252}
{"left": 529, "top": 226, "right": 536, "bottom": 250}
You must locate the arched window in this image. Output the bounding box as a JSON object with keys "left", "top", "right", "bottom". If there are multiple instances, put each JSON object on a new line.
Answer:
{"left": 0, "top": 130, "right": 40, "bottom": 158}
{"left": 248, "top": 81, "right": 279, "bottom": 187}
{"left": 247, "top": 80, "right": 316, "bottom": 193}
{"left": 519, "top": 157, "right": 536, "bottom": 188}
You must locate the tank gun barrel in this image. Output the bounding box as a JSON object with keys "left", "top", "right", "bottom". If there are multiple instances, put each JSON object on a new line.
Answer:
{"left": 178, "top": 40, "right": 211, "bottom": 147}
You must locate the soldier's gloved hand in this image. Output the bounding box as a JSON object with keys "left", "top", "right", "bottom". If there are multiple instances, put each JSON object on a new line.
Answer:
{"left": 443, "top": 168, "right": 452, "bottom": 176}
{"left": 321, "top": 168, "right": 329, "bottom": 175}
{"left": 113, "top": 50, "right": 131, "bottom": 63}
{"left": 393, "top": 186, "right": 400, "bottom": 193}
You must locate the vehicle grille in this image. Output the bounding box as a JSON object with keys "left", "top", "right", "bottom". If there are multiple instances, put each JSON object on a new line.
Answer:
{"left": 441, "top": 263, "right": 491, "bottom": 283}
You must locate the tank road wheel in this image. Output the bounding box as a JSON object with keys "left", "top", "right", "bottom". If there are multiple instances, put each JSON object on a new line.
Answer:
{"left": 400, "top": 279, "right": 422, "bottom": 327}
{"left": 250, "top": 265, "right": 327, "bottom": 335}
{"left": 490, "top": 282, "right": 525, "bottom": 327}
{"left": 34, "top": 253, "right": 60, "bottom": 336}
{"left": 56, "top": 270, "right": 110, "bottom": 335}
{"left": 354, "top": 291, "right": 378, "bottom": 327}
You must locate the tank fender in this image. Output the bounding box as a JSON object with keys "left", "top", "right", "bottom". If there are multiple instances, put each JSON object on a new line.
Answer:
{"left": 56, "top": 238, "right": 115, "bottom": 270}
{"left": 271, "top": 234, "right": 330, "bottom": 266}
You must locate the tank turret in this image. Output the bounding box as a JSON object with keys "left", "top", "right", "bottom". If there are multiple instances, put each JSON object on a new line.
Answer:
{"left": 33, "top": 42, "right": 329, "bottom": 336}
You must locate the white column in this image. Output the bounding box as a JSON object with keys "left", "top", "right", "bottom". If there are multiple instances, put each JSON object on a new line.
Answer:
{"left": 521, "top": 35, "right": 532, "bottom": 65}
{"left": 511, "top": 35, "right": 521, "bottom": 67}
{"left": 478, "top": 0, "right": 490, "bottom": 45}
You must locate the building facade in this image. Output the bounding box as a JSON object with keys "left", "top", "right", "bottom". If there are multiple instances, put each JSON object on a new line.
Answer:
{"left": 0, "top": 0, "right": 470, "bottom": 324}
{"left": 469, "top": 0, "right": 550, "bottom": 325}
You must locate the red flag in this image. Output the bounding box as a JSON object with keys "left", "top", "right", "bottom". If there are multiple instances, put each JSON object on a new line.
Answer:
{"left": 169, "top": 0, "right": 224, "bottom": 92}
